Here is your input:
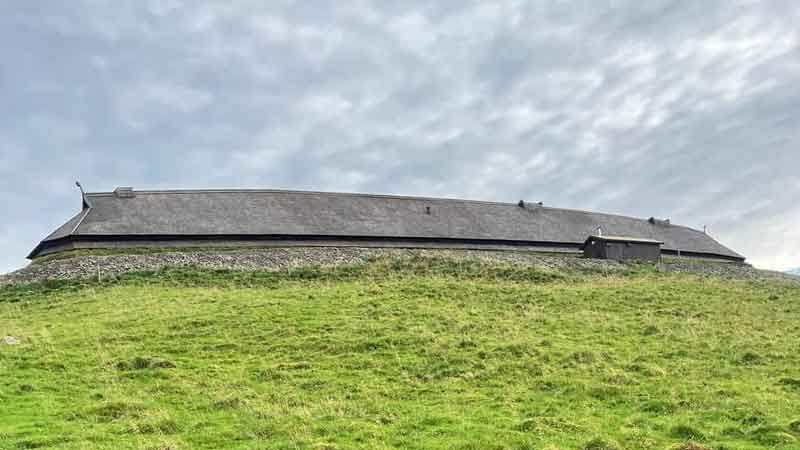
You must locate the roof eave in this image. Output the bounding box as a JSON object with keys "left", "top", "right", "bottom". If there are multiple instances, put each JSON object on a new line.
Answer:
{"left": 27, "top": 242, "right": 44, "bottom": 259}
{"left": 27, "top": 205, "right": 94, "bottom": 259}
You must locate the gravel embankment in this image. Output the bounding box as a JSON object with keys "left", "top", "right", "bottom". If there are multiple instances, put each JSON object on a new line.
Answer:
{"left": 1, "top": 247, "right": 797, "bottom": 285}
{"left": 659, "top": 258, "right": 799, "bottom": 282}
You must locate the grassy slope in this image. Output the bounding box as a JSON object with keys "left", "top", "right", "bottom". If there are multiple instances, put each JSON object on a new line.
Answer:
{"left": 1, "top": 258, "right": 799, "bottom": 450}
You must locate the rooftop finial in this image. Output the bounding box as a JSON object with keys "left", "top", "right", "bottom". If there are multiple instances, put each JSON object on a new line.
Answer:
{"left": 75, "top": 181, "right": 92, "bottom": 209}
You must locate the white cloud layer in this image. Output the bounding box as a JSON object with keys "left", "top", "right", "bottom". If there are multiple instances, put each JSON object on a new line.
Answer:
{"left": 1, "top": 1, "right": 799, "bottom": 272}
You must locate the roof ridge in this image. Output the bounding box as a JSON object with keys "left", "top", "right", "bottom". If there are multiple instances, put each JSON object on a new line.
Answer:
{"left": 69, "top": 206, "right": 93, "bottom": 235}
{"left": 86, "top": 188, "right": 524, "bottom": 207}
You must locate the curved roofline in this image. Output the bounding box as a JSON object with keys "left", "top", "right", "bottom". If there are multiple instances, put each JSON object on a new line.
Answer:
{"left": 29, "top": 187, "right": 744, "bottom": 261}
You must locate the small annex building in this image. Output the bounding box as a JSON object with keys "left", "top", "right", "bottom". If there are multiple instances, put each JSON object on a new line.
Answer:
{"left": 581, "top": 235, "right": 664, "bottom": 262}
{"left": 28, "top": 187, "right": 746, "bottom": 263}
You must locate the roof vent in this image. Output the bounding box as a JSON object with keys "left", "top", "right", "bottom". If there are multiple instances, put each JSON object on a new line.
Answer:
{"left": 518, "top": 200, "right": 544, "bottom": 208}
{"left": 649, "top": 217, "right": 670, "bottom": 226}
{"left": 114, "top": 187, "right": 136, "bottom": 198}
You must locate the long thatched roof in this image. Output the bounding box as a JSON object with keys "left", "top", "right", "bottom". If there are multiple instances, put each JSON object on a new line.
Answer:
{"left": 30, "top": 188, "right": 744, "bottom": 261}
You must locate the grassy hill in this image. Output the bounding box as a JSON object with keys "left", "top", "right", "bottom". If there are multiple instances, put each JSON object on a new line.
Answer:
{"left": 1, "top": 257, "right": 799, "bottom": 450}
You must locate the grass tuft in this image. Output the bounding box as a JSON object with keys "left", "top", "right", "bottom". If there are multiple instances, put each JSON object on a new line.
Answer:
{"left": 115, "top": 357, "right": 176, "bottom": 371}
{"left": 738, "top": 351, "right": 763, "bottom": 365}
{"left": 90, "top": 402, "right": 147, "bottom": 422}
{"left": 669, "top": 424, "right": 706, "bottom": 441}
{"left": 669, "top": 443, "right": 711, "bottom": 450}
{"left": 779, "top": 378, "right": 800, "bottom": 390}
{"left": 582, "top": 437, "right": 620, "bottom": 450}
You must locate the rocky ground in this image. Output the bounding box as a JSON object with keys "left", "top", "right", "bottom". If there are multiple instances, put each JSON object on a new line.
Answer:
{"left": 1, "top": 247, "right": 797, "bottom": 285}
{"left": 659, "top": 257, "right": 799, "bottom": 282}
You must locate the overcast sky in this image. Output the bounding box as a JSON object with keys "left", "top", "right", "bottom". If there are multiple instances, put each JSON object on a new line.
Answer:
{"left": 1, "top": 1, "right": 799, "bottom": 273}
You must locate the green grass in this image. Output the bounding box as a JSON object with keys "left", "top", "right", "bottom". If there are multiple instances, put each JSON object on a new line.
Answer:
{"left": 1, "top": 257, "right": 799, "bottom": 449}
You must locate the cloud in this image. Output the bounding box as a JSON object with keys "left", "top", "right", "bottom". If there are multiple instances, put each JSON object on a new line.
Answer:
{"left": 1, "top": 0, "right": 800, "bottom": 273}
{"left": 116, "top": 82, "right": 214, "bottom": 130}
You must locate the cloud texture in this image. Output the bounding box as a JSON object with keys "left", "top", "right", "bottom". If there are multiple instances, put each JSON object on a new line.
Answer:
{"left": 1, "top": 0, "right": 799, "bottom": 272}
